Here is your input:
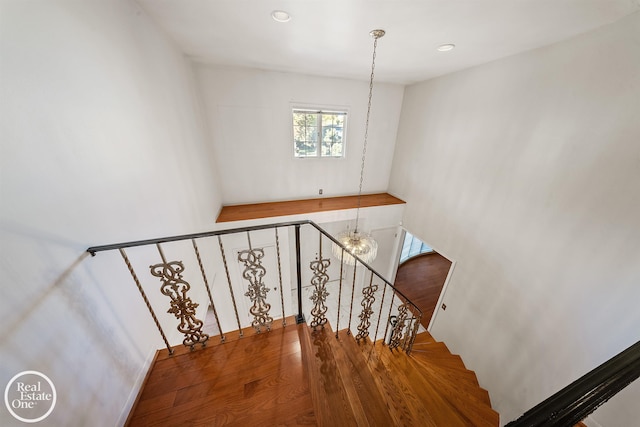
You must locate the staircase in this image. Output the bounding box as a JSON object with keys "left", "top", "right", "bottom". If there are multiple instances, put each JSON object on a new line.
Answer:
{"left": 127, "top": 318, "right": 499, "bottom": 426}
{"left": 302, "top": 325, "right": 499, "bottom": 427}
{"left": 94, "top": 219, "right": 638, "bottom": 426}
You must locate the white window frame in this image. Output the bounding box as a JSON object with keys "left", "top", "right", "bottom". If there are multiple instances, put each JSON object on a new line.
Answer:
{"left": 292, "top": 107, "right": 348, "bottom": 158}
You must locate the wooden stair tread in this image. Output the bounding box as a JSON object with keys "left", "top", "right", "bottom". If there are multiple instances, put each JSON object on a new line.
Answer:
{"left": 298, "top": 325, "right": 358, "bottom": 426}
{"left": 378, "top": 348, "right": 472, "bottom": 426}
{"left": 404, "top": 356, "right": 499, "bottom": 425}
{"left": 411, "top": 351, "right": 480, "bottom": 378}
{"left": 409, "top": 346, "right": 492, "bottom": 403}
{"left": 409, "top": 336, "right": 497, "bottom": 423}
{"left": 372, "top": 335, "right": 497, "bottom": 425}
{"left": 415, "top": 359, "right": 490, "bottom": 403}
{"left": 412, "top": 336, "right": 447, "bottom": 348}
{"left": 358, "top": 338, "right": 440, "bottom": 426}
{"left": 328, "top": 329, "right": 396, "bottom": 426}
{"left": 412, "top": 331, "right": 439, "bottom": 344}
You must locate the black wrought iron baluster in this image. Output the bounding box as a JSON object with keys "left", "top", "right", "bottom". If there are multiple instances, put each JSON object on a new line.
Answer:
{"left": 382, "top": 293, "right": 396, "bottom": 346}
{"left": 192, "top": 239, "right": 224, "bottom": 342}
{"left": 120, "top": 248, "right": 173, "bottom": 354}
{"left": 218, "top": 235, "right": 243, "bottom": 337}
{"left": 347, "top": 262, "right": 357, "bottom": 335}
{"left": 335, "top": 248, "right": 344, "bottom": 339}
{"left": 295, "top": 224, "right": 304, "bottom": 324}
{"left": 274, "top": 227, "right": 286, "bottom": 326}
{"left": 372, "top": 281, "right": 387, "bottom": 343}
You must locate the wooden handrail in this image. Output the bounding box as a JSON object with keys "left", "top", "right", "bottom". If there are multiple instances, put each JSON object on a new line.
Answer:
{"left": 506, "top": 340, "right": 640, "bottom": 426}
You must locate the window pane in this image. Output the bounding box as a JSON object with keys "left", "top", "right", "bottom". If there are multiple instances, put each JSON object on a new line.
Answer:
{"left": 293, "top": 112, "right": 319, "bottom": 157}
{"left": 399, "top": 232, "right": 433, "bottom": 263}
{"left": 321, "top": 113, "right": 344, "bottom": 157}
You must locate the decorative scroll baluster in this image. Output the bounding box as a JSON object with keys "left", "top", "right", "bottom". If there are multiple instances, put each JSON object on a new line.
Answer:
{"left": 389, "top": 302, "right": 409, "bottom": 350}
{"left": 120, "top": 248, "right": 173, "bottom": 354}
{"left": 218, "top": 236, "right": 243, "bottom": 337}
{"left": 192, "top": 239, "right": 224, "bottom": 342}
{"left": 275, "top": 227, "right": 286, "bottom": 326}
{"left": 150, "top": 243, "right": 209, "bottom": 350}
{"left": 355, "top": 272, "right": 378, "bottom": 340}
{"left": 402, "top": 317, "right": 414, "bottom": 350}
{"left": 238, "top": 231, "right": 273, "bottom": 333}
{"left": 335, "top": 249, "right": 344, "bottom": 339}
{"left": 382, "top": 293, "right": 396, "bottom": 345}
{"left": 309, "top": 233, "right": 330, "bottom": 329}
{"left": 406, "top": 314, "right": 421, "bottom": 355}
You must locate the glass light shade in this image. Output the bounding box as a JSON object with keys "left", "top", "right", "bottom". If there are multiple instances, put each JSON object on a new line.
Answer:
{"left": 332, "top": 230, "right": 378, "bottom": 266}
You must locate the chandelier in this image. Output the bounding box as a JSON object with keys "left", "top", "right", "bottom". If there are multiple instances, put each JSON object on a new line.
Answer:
{"left": 332, "top": 29, "right": 385, "bottom": 266}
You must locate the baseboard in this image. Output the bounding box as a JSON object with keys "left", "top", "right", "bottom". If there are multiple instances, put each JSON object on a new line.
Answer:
{"left": 117, "top": 347, "right": 159, "bottom": 426}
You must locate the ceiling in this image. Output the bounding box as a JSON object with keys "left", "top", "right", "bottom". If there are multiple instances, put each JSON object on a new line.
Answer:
{"left": 137, "top": 0, "right": 640, "bottom": 85}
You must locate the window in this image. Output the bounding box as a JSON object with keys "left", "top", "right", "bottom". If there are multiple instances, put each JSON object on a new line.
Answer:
{"left": 292, "top": 109, "right": 346, "bottom": 158}
{"left": 400, "top": 232, "right": 433, "bottom": 264}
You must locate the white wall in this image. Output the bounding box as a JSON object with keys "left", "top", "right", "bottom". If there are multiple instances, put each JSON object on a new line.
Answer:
{"left": 0, "top": 0, "right": 222, "bottom": 425}
{"left": 388, "top": 12, "right": 640, "bottom": 426}
{"left": 196, "top": 65, "right": 404, "bottom": 205}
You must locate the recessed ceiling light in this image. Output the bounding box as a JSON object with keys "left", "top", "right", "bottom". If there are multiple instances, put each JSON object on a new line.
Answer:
{"left": 437, "top": 43, "right": 456, "bottom": 52}
{"left": 271, "top": 10, "right": 291, "bottom": 23}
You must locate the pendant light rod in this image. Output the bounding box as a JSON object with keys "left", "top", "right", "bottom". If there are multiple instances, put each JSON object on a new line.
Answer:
{"left": 331, "top": 29, "right": 384, "bottom": 266}
{"left": 355, "top": 29, "right": 385, "bottom": 234}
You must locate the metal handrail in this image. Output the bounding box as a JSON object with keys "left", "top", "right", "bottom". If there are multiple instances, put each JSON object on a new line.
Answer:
{"left": 87, "top": 219, "right": 423, "bottom": 320}
{"left": 87, "top": 220, "right": 311, "bottom": 255}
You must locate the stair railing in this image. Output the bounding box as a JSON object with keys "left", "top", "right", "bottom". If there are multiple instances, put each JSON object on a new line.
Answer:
{"left": 87, "top": 220, "right": 422, "bottom": 355}
{"left": 506, "top": 340, "right": 640, "bottom": 427}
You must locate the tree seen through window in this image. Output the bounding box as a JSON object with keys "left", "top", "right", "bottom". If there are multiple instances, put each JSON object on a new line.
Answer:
{"left": 293, "top": 109, "right": 345, "bottom": 157}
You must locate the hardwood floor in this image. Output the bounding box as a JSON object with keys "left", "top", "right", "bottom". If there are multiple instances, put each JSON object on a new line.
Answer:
{"left": 394, "top": 252, "right": 452, "bottom": 328}
{"left": 216, "top": 192, "right": 405, "bottom": 222}
{"left": 128, "top": 318, "right": 314, "bottom": 426}
{"left": 127, "top": 318, "right": 499, "bottom": 426}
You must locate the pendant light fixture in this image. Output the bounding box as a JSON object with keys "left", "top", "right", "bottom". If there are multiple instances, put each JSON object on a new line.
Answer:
{"left": 332, "top": 29, "right": 385, "bottom": 266}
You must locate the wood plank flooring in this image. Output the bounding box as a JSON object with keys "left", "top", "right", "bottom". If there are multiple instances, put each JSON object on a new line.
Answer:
{"left": 127, "top": 317, "right": 500, "bottom": 426}
{"left": 216, "top": 192, "right": 405, "bottom": 223}
{"left": 394, "top": 252, "right": 452, "bottom": 328}
{"left": 128, "top": 318, "right": 315, "bottom": 426}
